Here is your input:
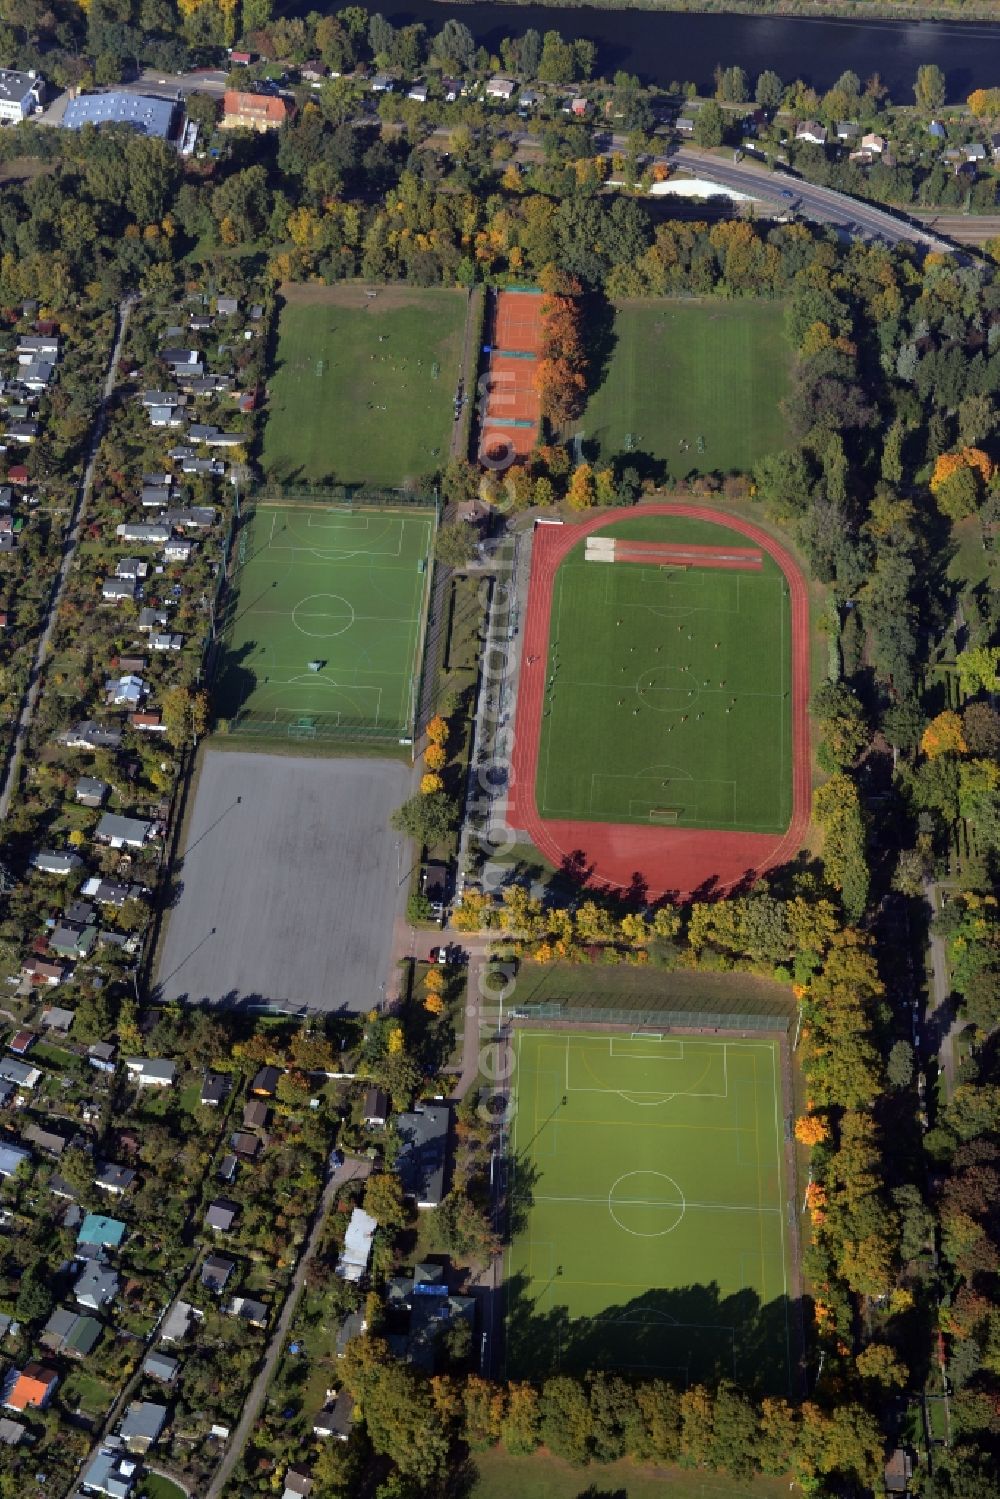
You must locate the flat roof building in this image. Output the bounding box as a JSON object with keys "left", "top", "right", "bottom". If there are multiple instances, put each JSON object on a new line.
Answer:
{"left": 61, "top": 91, "right": 177, "bottom": 139}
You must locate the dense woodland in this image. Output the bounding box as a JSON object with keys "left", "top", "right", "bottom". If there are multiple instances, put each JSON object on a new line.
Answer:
{"left": 0, "top": 5, "right": 996, "bottom": 1496}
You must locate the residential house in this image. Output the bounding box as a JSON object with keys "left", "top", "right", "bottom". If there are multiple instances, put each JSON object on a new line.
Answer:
{"left": 314, "top": 1388, "right": 354, "bottom": 1441}
{"left": 62, "top": 720, "right": 122, "bottom": 750}
{"left": 106, "top": 674, "right": 146, "bottom": 708}
{"left": 336, "top": 1207, "right": 377, "bottom": 1282}
{"left": 115, "top": 558, "right": 148, "bottom": 582}
{"left": 75, "top": 776, "right": 109, "bottom": 807}
{"left": 485, "top": 76, "right": 516, "bottom": 101}
{"left": 201, "top": 1254, "right": 236, "bottom": 1292}
{"left": 218, "top": 1152, "right": 239, "bottom": 1185}
{"left": 221, "top": 89, "right": 290, "bottom": 131}
{"left": 88, "top": 1041, "right": 117, "bottom": 1073}
{"left": 0, "top": 1058, "right": 40, "bottom": 1090}
{"left": 227, "top": 1296, "right": 267, "bottom": 1327}
{"left": 251, "top": 1065, "right": 280, "bottom": 1097}
{"left": 102, "top": 578, "right": 136, "bottom": 604}
{"left": 141, "top": 485, "right": 171, "bottom": 508}
{"left": 518, "top": 88, "right": 540, "bottom": 111}
{"left": 795, "top": 120, "right": 828, "bottom": 145}
{"left": 31, "top": 848, "right": 83, "bottom": 876}
{"left": 81, "top": 1449, "right": 139, "bottom": 1498}
{"left": 49, "top": 920, "right": 97, "bottom": 958}
{"left": 836, "top": 120, "right": 860, "bottom": 141}
{"left": 95, "top": 814, "right": 153, "bottom": 849}
{"left": 4, "top": 420, "right": 39, "bottom": 442}
{"left": 363, "top": 1086, "right": 390, "bottom": 1128}
{"left": 217, "top": 296, "right": 239, "bottom": 316}
{"left": 205, "top": 1198, "right": 239, "bottom": 1233}
{"left": 148, "top": 405, "right": 185, "bottom": 428}
{"left": 163, "top": 505, "right": 216, "bottom": 528}
{"left": 861, "top": 132, "right": 887, "bottom": 154}
{"left": 885, "top": 1448, "right": 914, "bottom": 1493}
{"left": 282, "top": 1469, "right": 314, "bottom": 1499}
{"left": 151, "top": 632, "right": 184, "bottom": 652}
{"left": 370, "top": 73, "right": 394, "bottom": 93}
{"left": 162, "top": 538, "right": 193, "bottom": 563}
{"left": 138, "top": 607, "right": 169, "bottom": 632}
{"left": 2, "top": 1363, "right": 58, "bottom": 1411}
{"left": 123, "top": 1058, "right": 175, "bottom": 1088}
{"left": 130, "top": 711, "right": 166, "bottom": 733}
{"left": 140, "top": 391, "right": 181, "bottom": 408}
{"left": 407, "top": 81, "right": 428, "bottom": 103}
{"left": 159, "top": 1299, "right": 197, "bottom": 1343}
{"left": 95, "top": 1163, "right": 136, "bottom": 1196}
{"left": 230, "top": 1130, "right": 260, "bottom": 1160}
{"left": 141, "top": 1350, "right": 179, "bottom": 1384}
{"left": 570, "top": 96, "right": 588, "bottom": 116}
{"left": 82, "top": 877, "right": 138, "bottom": 906}
{"left": 75, "top": 1261, "right": 120, "bottom": 1311}
{"left": 0, "top": 1419, "right": 24, "bottom": 1446}
{"left": 41, "top": 1005, "right": 75, "bottom": 1033}
{"left": 991, "top": 130, "right": 1000, "bottom": 162}
{"left": 7, "top": 1029, "right": 34, "bottom": 1056}
{"left": 396, "top": 1105, "right": 450, "bottom": 1208}
{"left": 41, "top": 1307, "right": 102, "bottom": 1358}
{"left": 61, "top": 91, "right": 176, "bottom": 138}
{"left": 0, "top": 69, "right": 45, "bottom": 123}
{"left": 243, "top": 1098, "right": 269, "bottom": 1129}
{"left": 675, "top": 115, "right": 695, "bottom": 135}
{"left": 335, "top": 1308, "right": 367, "bottom": 1358}
{"left": 965, "top": 142, "right": 987, "bottom": 162}
{"left": 442, "top": 77, "right": 460, "bottom": 102}
{"left": 929, "top": 118, "right": 947, "bottom": 140}
{"left": 119, "top": 1399, "right": 167, "bottom": 1452}
{"left": 116, "top": 522, "right": 171, "bottom": 544}
{"left": 0, "top": 1143, "right": 30, "bottom": 1177}
{"left": 22, "top": 956, "right": 68, "bottom": 987}
{"left": 23, "top": 1123, "right": 70, "bottom": 1156}
{"left": 77, "top": 1213, "right": 126, "bottom": 1250}
{"left": 201, "top": 1072, "right": 228, "bottom": 1107}
{"left": 387, "top": 1262, "right": 475, "bottom": 1372}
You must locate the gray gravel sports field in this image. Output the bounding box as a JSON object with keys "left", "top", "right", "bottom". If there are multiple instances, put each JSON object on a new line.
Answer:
{"left": 155, "top": 749, "right": 410, "bottom": 1012}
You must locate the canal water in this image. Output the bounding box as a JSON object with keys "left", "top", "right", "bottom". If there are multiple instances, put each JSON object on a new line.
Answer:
{"left": 379, "top": 2, "right": 1000, "bottom": 102}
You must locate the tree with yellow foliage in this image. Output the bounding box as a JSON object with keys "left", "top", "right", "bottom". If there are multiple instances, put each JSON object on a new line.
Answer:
{"left": 566, "top": 463, "right": 596, "bottom": 511}
{"left": 424, "top": 991, "right": 446, "bottom": 1017}
{"left": 921, "top": 710, "right": 967, "bottom": 760}
{"left": 420, "top": 773, "right": 444, "bottom": 795}
{"left": 424, "top": 967, "right": 445, "bottom": 994}
{"left": 795, "top": 1114, "right": 830, "bottom": 1147}
{"left": 426, "top": 715, "right": 449, "bottom": 745}
{"left": 424, "top": 743, "right": 447, "bottom": 772}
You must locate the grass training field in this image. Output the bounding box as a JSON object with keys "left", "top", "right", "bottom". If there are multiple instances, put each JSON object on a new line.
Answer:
{"left": 263, "top": 285, "right": 466, "bottom": 487}
{"left": 213, "top": 502, "right": 433, "bottom": 736}
{"left": 536, "top": 514, "right": 791, "bottom": 833}
{"left": 506, "top": 1029, "right": 793, "bottom": 1393}
{"left": 578, "top": 300, "right": 789, "bottom": 478}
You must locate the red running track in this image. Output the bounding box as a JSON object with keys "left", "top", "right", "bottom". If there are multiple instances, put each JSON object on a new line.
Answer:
{"left": 507, "top": 506, "right": 811, "bottom": 901}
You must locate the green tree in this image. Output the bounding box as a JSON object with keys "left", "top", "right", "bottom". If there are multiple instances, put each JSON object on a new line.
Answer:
{"left": 15, "top": 1261, "right": 52, "bottom": 1325}
{"left": 391, "top": 791, "right": 458, "bottom": 848}
{"left": 715, "top": 65, "right": 749, "bottom": 104}
{"left": 364, "top": 1172, "right": 407, "bottom": 1231}
{"left": 434, "top": 523, "right": 478, "bottom": 569}
{"left": 693, "top": 100, "right": 725, "bottom": 148}
{"left": 914, "top": 63, "right": 946, "bottom": 115}
{"left": 541, "top": 1375, "right": 592, "bottom": 1464}
{"left": 754, "top": 70, "right": 783, "bottom": 108}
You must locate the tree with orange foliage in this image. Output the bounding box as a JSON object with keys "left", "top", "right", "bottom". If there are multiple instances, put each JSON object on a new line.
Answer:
{"left": 930, "top": 447, "right": 994, "bottom": 495}
{"left": 426, "top": 715, "right": 449, "bottom": 745}
{"left": 921, "top": 710, "right": 967, "bottom": 760}
{"left": 424, "top": 991, "right": 446, "bottom": 1017}
{"left": 535, "top": 289, "right": 588, "bottom": 426}
{"left": 566, "top": 463, "right": 597, "bottom": 510}
{"left": 424, "top": 744, "right": 447, "bottom": 772}
{"left": 795, "top": 1114, "right": 830, "bottom": 1147}
{"left": 968, "top": 88, "right": 1000, "bottom": 117}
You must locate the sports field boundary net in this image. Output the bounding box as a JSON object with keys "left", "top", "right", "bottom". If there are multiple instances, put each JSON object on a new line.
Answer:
{"left": 250, "top": 481, "right": 440, "bottom": 512}
{"left": 508, "top": 999, "right": 793, "bottom": 1032}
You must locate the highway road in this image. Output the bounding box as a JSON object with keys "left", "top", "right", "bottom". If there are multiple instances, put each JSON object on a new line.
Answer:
{"left": 664, "top": 145, "right": 956, "bottom": 254}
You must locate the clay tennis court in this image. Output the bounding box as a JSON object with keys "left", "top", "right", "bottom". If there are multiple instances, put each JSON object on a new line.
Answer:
{"left": 479, "top": 289, "right": 543, "bottom": 463}
{"left": 508, "top": 506, "right": 811, "bottom": 900}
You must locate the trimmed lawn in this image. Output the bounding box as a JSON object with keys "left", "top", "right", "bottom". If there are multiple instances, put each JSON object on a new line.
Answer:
{"left": 263, "top": 284, "right": 466, "bottom": 486}
{"left": 537, "top": 513, "right": 792, "bottom": 833}
{"left": 578, "top": 299, "right": 789, "bottom": 478}
{"left": 472, "top": 1447, "right": 790, "bottom": 1499}
{"left": 506, "top": 1029, "right": 793, "bottom": 1394}
{"left": 214, "top": 501, "right": 434, "bottom": 736}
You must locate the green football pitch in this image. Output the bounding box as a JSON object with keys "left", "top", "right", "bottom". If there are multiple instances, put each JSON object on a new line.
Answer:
{"left": 577, "top": 300, "right": 789, "bottom": 478}
{"left": 536, "top": 514, "right": 791, "bottom": 832}
{"left": 505, "top": 1029, "right": 793, "bottom": 1393}
{"left": 262, "top": 285, "right": 466, "bottom": 487}
{"left": 213, "top": 502, "right": 434, "bottom": 735}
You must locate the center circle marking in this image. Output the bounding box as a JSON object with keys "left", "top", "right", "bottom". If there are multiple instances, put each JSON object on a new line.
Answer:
{"left": 609, "top": 1169, "right": 686, "bottom": 1237}
{"left": 292, "top": 593, "right": 356, "bottom": 639}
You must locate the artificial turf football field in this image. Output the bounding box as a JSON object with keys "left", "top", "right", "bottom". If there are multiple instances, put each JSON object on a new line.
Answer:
{"left": 213, "top": 502, "right": 433, "bottom": 735}
{"left": 535, "top": 514, "right": 792, "bottom": 833}
{"left": 262, "top": 285, "right": 466, "bottom": 487}
{"left": 577, "top": 299, "right": 789, "bottom": 478}
{"left": 506, "top": 1029, "right": 793, "bottom": 1392}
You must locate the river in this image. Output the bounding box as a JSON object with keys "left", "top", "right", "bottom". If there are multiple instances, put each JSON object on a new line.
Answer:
{"left": 378, "top": 3, "right": 1000, "bottom": 102}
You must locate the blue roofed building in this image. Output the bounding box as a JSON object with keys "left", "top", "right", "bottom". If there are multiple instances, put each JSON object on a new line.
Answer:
{"left": 77, "top": 1213, "right": 126, "bottom": 1250}
{"left": 60, "top": 91, "right": 178, "bottom": 140}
